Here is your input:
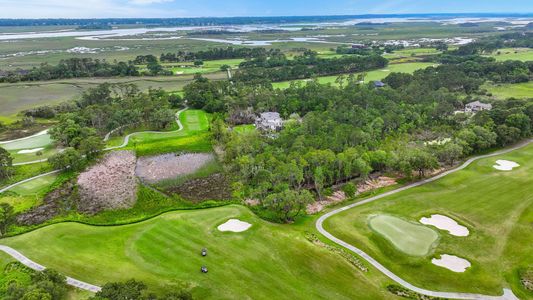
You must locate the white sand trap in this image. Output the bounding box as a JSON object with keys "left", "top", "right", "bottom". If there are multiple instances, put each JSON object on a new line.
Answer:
{"left": 17, "top": 147, "right": 44, "bottom": 154}
{"left": 420, "top": 214, "right": 469, "bottom": 237}
{"left": 217, "top": 219, "right": 251, "bottom": 232}
{"left": 493, "top": 160, "right": 520, "bottom": 171}
{"left": 432, "top": 254, "right": 471, "bottom": 272}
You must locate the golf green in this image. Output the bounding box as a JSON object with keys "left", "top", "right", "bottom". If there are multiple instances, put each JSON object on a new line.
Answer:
{"left": 324, "top": 143, "right": 533, "bottom": 297}
{"left": 368, "top": 215, "right": 438, "bottom": 256}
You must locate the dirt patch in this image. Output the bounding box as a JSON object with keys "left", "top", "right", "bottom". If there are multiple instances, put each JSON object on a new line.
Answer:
{"left": 135, "top": 153, "right": 215, "bottom": 184}
{"left": 307, "top": 191, "right": 346, "bottom": 214}
{"left": 521, "top": 269, "right": 533, "bottom": 291}
{"left": 357, "top": 176, "right": 397, "bottom": 193}
{"left": 166, "top": 173, "right": 232, "bottom": 202}
{"left": 77, "top": 150, "right": 137, "bottom": 214}
{"left": 16, "top": 180, "right": 78, "bottom": 226}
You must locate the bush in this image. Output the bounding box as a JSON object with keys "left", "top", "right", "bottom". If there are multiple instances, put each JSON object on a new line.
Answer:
{"left": 341, "top": 182, "right": 357, "bottom": 198}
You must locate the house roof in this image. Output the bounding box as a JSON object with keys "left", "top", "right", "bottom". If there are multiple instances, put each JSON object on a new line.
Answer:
{"left": 466, "top": 101, "right": 492, "bottom": 108}
{"left": 259, "top": 112, "right": 281, "bottom": 120}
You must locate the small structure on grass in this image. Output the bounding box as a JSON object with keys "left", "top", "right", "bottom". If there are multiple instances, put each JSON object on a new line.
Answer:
{"left": 255, "top": 112, "right": 283, "bottom": 132}
{"left": 201, "top": 266, "right": 208, "bottom": 273}
{"left": 464, "top": 101, "right": 492, "bottom": 113}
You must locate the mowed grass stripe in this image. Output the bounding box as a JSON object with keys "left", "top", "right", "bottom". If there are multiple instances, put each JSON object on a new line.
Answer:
{"left": 2, "top": 206, "right": 389, "bottom": 299}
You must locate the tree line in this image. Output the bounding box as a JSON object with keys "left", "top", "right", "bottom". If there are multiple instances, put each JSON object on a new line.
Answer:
{"left": 232, "top": 53, "right": 388, "bottom": 83}
{"left": 195, "top": 56, "right": 532, "bottom": 222}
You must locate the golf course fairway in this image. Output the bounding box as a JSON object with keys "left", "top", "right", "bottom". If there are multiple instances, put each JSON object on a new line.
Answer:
{"left": 323, "top": 143, "right": 533, "bottom": 298}
{"left": 0, "top": 205, "right": 392, "bottom": 299}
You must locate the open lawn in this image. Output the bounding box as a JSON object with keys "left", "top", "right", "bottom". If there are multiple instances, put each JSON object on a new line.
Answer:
{"left": 0, "top": 131, "right": 51, "bottom": 150}
{"left": 324, "top": 143, "right": 533, "bottom": 298}
{"left": 8, "top": 173, "right": 58, "bottom": 196}
{"left": 488, "top": 48, "right": 533, "bottom": 62}
{"left": 1, "top": 205, "right": 392, "bottom": 299}
{"left": 0, "top": 131, "right": 59, "bottom": 164}
{"left": 109, "top": 109, "right": 213, "bottom": 156}
{"left": 272, "top": 62, "right": 435, "bottom": 89}
{"left": 485, "top": 82, "right": 533, "bottom": 100}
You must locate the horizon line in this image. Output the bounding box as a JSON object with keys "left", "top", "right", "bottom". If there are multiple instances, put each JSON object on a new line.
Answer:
{"left": 1, "top": 12, "right": 533, "bottom": 21}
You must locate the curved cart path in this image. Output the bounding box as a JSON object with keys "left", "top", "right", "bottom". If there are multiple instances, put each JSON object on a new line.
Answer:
{"left": 9, "top": 107, "right": 187, "bottom": 166}
{"left": 104, "top": 107, "right": 187, "bottom": 151}
{"left": 0, "top": 245, "right": 101, "bottom": 293}
{"left": 317, "top": 139, "right": 532, "bottom": 300}
{"left": 2, "top": 108, "right": 188, "bottom": 192}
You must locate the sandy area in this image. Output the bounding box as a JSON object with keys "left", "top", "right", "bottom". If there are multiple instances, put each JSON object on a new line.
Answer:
{"left": 307, "top": 191, "right": 346, "bottom": 214}
{"left": 217, "top": 219, "right": 252, "bottom": 232}
{"left": 420, "top": 214, "right": 469, "bottom": 237}
{"left": 493, "top": 160, "right": 520, "bottom": 171}
{"left": 358, "top": 176, "right": 397, "bottom": 193}
{"left": 77, "top": 150, "right": 137, "bottom": 213}
{"left": 17, "top": 147, "right": 44, "bottom": 154}
{"left": 432, "top": 254, "right": 471, "bottom": 272}
{"left": 135, "top": 153, "right": 215, "bottom": 183}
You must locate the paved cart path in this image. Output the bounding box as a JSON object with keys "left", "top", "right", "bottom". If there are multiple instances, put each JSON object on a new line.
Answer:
{"left": 0, "top": 245, "right": 101, "bottom": 293}
{"left": 316, "top": 139, "right": 533, "bottom": 300}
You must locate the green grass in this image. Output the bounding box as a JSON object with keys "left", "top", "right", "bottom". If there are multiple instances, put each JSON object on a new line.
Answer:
{"left": 1, "top": 205, "right": 392, "bottom": 299}
{"left": 324, "top": 143, "right": 533, "bottom": 298}
{"left": 0, "top": 163, "right": 53, "bottom": 191}
{"left": 8, "top": 173, "right": 58, "bottom": 196}
{"left": 487, "top": 48, "right": 533, "bottom": 62}
{"left": 116, "top": 109, "right": 212, "bottom": 156}
{"left": 0, "top": 132, "right": 52, "bottom": 150}
{"left": 233, "top": 124, "right": 256, "bottom": 133}
{"left": 485, "top": 82, "right": 533, "bottom": 100}
{"left": 272, "top": 62, "right": 436, "bottom": 89}
{"left": 368, "top": 215, "right": 439, "bottom": 256}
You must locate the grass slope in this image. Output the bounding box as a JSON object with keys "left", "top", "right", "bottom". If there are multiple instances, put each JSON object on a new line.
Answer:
{"left": 485, "top": 82, "right": 533, "bottom": 100}
{"left": 324, "top": 143, "right": 533, "bottom": 298}
{"left": 488, "top": 48, "right": 533, "bottom": 62}
{"left": 1, "top": 205, "right": 391, "bottom": 299}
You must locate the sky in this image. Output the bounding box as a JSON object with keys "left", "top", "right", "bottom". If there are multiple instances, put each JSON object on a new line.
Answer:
{"left": 0, "top": 0, "right": 532, "bottom": 19}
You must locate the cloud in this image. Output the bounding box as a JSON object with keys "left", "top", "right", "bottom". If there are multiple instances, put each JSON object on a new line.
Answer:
{"left": 130, "top": 0, "right": 174, "bottom": 5}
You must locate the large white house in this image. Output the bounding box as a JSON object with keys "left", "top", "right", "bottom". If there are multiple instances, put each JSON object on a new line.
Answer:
{"left": 255, "top": 112, "right": 283, "bottom": 131}
{"left": 465, "top": 101, "right": 492, "bottom": 113}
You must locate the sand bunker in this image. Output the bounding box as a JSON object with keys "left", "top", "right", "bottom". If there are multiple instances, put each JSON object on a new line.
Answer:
{"left": 17, "top": 147, "right": 44, "bottom": 154}
{"left": 493, "top": 160, "right": 520, "bottom": 171}
{"left": 420, "top": 214, "right": 469, "bottom": 237}
{"left": 135, "top": 152, "right": 215, "bottom": 183}
{"left": 432, "top": 254, "right": 471, "bottom": 272}
{"left": 217, "top": 219, "right": 252, "bottom": 232}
